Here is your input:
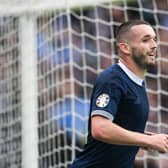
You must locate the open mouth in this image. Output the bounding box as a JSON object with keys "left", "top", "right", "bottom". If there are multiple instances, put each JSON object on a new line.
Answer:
{"left": 148, "top": 51, "right": 156, "bottom": 57}
{"left": 148, "top": 53, "right": 155, "bottom": 57}
{"left": 148, "top": 55, "right": 156, "bottom": 62}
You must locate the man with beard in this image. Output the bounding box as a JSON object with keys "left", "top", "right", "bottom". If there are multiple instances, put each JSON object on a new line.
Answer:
{"left": 70, "top": 20, "right": 168, "bottom": 168}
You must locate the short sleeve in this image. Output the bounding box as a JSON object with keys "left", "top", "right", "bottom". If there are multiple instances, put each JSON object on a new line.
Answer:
{"left": 91, "top": 76, "right": 123, "bottom": 121}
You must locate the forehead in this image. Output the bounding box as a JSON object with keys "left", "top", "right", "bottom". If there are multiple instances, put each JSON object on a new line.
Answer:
{"left": 130, "top": 24, "right": 156, "bottom": 38}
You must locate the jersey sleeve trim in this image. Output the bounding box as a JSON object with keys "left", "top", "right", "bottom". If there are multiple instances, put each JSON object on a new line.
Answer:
{"left": 91, "top": 110, "right": 114, "bottom": 121}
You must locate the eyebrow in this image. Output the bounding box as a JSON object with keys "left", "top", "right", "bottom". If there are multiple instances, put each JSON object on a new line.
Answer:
{"left": 142, "top": 34, "right": 157, "bottom": 40}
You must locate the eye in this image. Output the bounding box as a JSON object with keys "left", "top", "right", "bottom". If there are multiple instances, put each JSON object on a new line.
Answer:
{"left": 142, "top": 38, "right": 149, "bottom": 42}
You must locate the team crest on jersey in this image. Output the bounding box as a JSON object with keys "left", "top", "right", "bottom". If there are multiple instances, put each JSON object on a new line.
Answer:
{"left": 96, "top": 93, "right": 110, "bottom": 108}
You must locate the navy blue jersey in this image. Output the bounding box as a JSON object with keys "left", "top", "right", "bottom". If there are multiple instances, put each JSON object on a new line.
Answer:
{"left": 70, "top": 64, "right": 149, "bottom": 168}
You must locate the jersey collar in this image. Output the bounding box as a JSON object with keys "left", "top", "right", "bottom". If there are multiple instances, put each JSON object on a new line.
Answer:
{"left": 118, "top": 60, "right": 144, "bottom": 86}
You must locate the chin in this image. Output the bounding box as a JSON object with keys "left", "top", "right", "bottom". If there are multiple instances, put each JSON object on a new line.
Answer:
{"left": 148, "top": 60, "right": 156, "bottom": 66}
{"left": 147, "top": 57, "right": 156, "bottom": 65}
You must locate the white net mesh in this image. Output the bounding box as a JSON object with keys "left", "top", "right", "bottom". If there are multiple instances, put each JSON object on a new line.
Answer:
{"left": 0, "top": 0, "right": 168, "bottom": 168}
{"left": 0, "top": 17, "right": 22, "bottom": 168}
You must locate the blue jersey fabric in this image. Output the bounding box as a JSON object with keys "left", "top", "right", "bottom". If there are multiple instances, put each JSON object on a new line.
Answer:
{"left": 70, "top": 64, "right": 149, "bottom": 168}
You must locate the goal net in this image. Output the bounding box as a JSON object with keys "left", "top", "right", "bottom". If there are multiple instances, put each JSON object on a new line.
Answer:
{"left": 0, "top": 0, "right": 168, "bottom": 168}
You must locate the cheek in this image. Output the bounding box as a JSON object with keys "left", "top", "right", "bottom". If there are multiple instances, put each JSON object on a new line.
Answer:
{"left": 132, "top": 43, "right": 146, "bottom": 52}
{"left": 137, "top": 48, "right": 146, "bottom": 56}
{"left": 139, "top": 43, "right": 149, "bottom": 52}
{"left": 138, "top": 46, "right": 148, "bottom": 56}
{"left": 131, "top": 45, "right": 148, "bottom": 57}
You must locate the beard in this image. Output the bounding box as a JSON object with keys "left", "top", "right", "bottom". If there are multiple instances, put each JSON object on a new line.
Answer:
{"left": 131, "top": 48, "right": 156, "bottom": 70}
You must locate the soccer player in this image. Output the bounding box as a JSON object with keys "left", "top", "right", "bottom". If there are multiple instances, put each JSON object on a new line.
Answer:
{"left": 70, "top": 20, "right": 168, "bottom": 168}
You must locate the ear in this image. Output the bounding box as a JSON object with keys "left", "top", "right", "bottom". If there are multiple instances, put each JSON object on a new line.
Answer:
{"left": 118, "top": 42, "right": 131, "bottom": 55}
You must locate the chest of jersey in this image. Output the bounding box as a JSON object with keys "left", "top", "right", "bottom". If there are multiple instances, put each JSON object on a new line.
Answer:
{"left": 114, "top": 84, "right": 149, "bottom": 132}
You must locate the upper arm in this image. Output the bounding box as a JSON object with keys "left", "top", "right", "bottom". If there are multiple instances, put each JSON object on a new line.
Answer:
{"left": 90, "top": 72, "right": 125, "bottom": 141}
{"left": 91, "top": 115, "right": 113, "bottom": 140}
{"left": 91, "top": 76, "right": 124, "bottom": 121}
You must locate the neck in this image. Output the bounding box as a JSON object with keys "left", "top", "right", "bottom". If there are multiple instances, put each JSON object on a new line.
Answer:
{"left": 119, "top": 57, "right": 146, "bottom": 79}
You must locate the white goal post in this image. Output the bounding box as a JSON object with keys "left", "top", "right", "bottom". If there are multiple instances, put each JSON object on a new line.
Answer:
{"left": 0, "top": 0, "right": 168, "bottom": 168}
{"left": 0, "top": 0, "right": 113, "bottom": 15}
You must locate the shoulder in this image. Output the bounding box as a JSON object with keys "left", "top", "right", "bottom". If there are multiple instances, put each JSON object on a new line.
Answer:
{"left": 96, "top": 64, "right": 125, "bottom": 86}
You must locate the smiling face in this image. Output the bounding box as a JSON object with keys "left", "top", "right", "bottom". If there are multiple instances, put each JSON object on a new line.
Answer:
{"left": 128, "top": 24, "right": 157, "bottom": 70}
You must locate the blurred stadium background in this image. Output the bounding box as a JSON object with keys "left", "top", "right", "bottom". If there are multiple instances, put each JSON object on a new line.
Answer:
{"left": 0, "top": 0, "right": 168, "bottom": 168}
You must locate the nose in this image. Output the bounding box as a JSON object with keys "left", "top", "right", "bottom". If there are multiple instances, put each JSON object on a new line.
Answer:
{"left": 151, "top": 39, "right": 157, "bottom": 50}
{"left": 151, "top": 38, "right": 157, "bottom": 49}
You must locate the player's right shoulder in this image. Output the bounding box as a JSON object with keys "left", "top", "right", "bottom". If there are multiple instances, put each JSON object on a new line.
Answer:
{"left": 94, "top": 64, "right": 127, "bottom": 94}
{"left": 96, "top": 64, "right": 121, "bottom": 82}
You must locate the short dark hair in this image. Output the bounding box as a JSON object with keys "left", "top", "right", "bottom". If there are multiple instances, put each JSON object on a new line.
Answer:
{"left": 116, "top": 20, "right": 151, "bottom": 43}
